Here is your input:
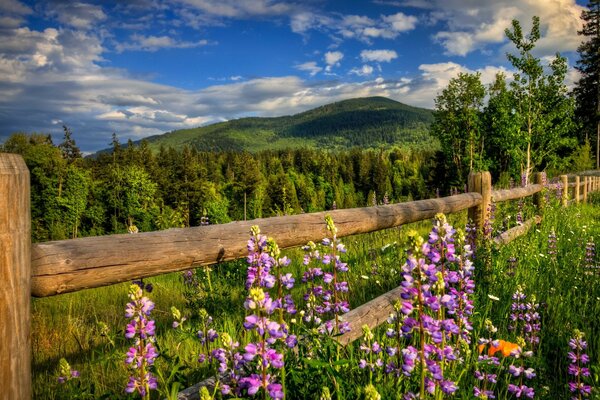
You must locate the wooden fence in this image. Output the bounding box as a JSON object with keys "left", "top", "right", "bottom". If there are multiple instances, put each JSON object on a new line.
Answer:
{"left": 1, "top": 152, "right": 600, "bottom": 398}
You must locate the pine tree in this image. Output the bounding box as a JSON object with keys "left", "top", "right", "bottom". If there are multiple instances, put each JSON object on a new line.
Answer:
{"left": 574, "top": 0, "right": 600, "bottom": 168}
{"left": 58, "top": 125, "right": 82, "bottom": 164}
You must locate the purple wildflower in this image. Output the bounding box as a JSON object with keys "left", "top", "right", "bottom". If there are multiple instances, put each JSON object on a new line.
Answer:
{"left": 124, "top": 284, "right": 158, "bottom": 397}
{"left": 568, "top": 330, "right": 593, "bottom": 399}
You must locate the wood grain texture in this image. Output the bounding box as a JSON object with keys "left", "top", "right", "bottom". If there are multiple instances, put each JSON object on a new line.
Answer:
{"left": 491, "top": 184, "right": 543, "bottom": 203}
{"left": 575, "top": 176, "right": 580, "bottom": 204}
{"left": 334, "top": 285, "right": 404, "bottom": 345}
{"left": 533, "top": 173, "right": 545, "bottom": 212}
{"left": 0, "top": 154, "right": 31, "bottom": 400}
{"left": 467, "top": 172, "right": 491, "bottom": 237}
{"left": 493, "top": 216, "right": 542, "bottom": 245}
{"left": 31, "top": 193, "right": 482, "bottom": 297}
{"left": 583, "top": 177, "right": 588, "bottom": 203}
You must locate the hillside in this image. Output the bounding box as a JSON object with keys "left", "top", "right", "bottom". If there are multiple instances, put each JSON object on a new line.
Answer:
{"left": 142, "top": 96, "right": 435, "bottom": 152}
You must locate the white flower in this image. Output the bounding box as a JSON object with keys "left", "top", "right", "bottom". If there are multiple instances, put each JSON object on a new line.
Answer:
{"left": 487, "top": 294, "right": 500, "bottom": 301}
{"left": 361, "top": 275, "right": 369, "bottom": 280}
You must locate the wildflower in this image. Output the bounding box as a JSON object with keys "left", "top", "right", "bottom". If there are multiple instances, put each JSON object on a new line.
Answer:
{"left": 567, "top": 330, "right": 592, "bottom": 398}
{"left": 478, "top": 339, "right": 520, "bottom": 358}
{"left": 124, "top": 284, "right": 158, "bottom": 397}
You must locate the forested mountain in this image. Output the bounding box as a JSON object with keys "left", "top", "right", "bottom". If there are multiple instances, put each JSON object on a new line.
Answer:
{"left": 139, "top": 97, "right": 435, "bottom": 152}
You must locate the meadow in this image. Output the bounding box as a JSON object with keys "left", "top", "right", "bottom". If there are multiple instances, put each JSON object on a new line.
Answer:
{"left": 30, "top": 188, "right": 600, "bottom": 399}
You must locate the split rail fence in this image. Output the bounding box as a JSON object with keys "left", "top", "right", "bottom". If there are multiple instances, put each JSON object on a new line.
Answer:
{"left": 1, "top": 152, "right": 600, "bottom": 399}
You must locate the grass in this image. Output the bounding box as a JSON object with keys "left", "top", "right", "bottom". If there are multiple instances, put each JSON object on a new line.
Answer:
{"left": 31, "top": 194, "right": 600, "bottom": 399}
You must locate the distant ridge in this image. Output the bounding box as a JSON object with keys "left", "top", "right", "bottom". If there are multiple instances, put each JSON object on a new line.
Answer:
{"left": 138, "top": 96, "right": 435, "bottom": 152}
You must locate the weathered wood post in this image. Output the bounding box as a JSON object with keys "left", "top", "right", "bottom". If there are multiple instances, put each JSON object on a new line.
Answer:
{"left": 0, "top": 153, "right": 31, "bottom": 399}
{"left": 561, "top": 175, "right": 568, "bottom": 207}
{"left": 583, "top": 176, "right": 588, "bottom": 204}
{"left": 467, "top": 171, "right": 492, "bottom": 237}
{"left": 575, "top": 176, "right": 580, "bottom": 204}
{"left": 533, "top": 172, "right": 545, "bottom": 213}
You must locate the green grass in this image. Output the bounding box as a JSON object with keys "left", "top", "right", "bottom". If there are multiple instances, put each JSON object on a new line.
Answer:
{"left": 31, "top": 197, "right": 600, "bottom": 399}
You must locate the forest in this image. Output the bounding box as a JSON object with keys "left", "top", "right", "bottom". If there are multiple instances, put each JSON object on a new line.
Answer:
{"left": 0, "top": 132, "right": 437, "bottom": 241}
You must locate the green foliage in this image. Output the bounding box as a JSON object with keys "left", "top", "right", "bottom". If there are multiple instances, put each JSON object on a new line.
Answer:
{"left": 2, "top": 132, "right": 437, "bottom": 241}
{"left": 431, "top": 72, "right": 486, "bottom": 186}
{"left": 432, "top": 15, "right": 580, "bottom": 185}
{"left": 504, "top": 16, "right": 577, "bottom": 182}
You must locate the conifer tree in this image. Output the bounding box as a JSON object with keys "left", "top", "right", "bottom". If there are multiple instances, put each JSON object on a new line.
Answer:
{"left": 574, "top": 0, "right": 600, "bottom": 168}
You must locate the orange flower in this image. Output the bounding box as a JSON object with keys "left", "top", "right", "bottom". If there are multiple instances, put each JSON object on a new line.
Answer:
{"left": 478, "top": 340, "right": 520, "bottom": 357}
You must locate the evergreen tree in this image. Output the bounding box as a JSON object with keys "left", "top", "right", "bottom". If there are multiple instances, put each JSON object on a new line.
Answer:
{"left": 574, "top": 0, "right": 600, "bottom": 168}
{"left": 58, "top": 125, "right": 82, "bottom": 164}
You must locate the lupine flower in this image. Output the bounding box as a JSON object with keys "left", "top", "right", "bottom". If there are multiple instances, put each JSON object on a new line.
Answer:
{"left": 584, "top": 240, "right": 596, "bottom": 274}
{"left": 302, "top": 216, "right": 350, "bottom": 335}
{"left": 567, "top": 330, "right": 592, "bottom": 399}
{"left": 506, "top": 339, "right": 536, "bottom": 399}
{"left": 124, "top": 284, "right": 158, "bottom": 398}
{"left": 394, "top": 219, "right": 463, "bottom": 398}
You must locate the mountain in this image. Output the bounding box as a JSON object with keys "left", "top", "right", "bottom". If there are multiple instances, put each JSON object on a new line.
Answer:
{"left": 141, "top": 96, "right": 435, "bottom": 152}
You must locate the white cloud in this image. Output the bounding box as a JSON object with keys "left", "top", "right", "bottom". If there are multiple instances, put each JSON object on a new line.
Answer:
{"left": 45, "top": 2, "right": 107, "bottom": 30}
{"left": 177, "top": 0, "right": 295, "bottom": 18}
{"left": 360, "top": 49, "right": 398, "bottom": 63}
{"left": 324, "top": 51, "right": 343, "bottom": 72}
{"left": 324, "top": 51, "right": 344, "bottom": 66}
{"left": 428, "top": 1, "right": 583, "bottom": 56}
{"left": 336, "top": 11, "right": 417, "bottom": 42}
{"left": 350, "top": 64, "right": 374, "bottom": 76}
{"left": 116, "top": 34, "right": 209, "bottom": 52}
{"left": 295, "top": 61, "right": 322, "bottom": 76}
{"left": 382, "top": 12, "right": 418, "bottom": 32}
{"left": 290, "top": 11, "right": 333, "bottom": 34}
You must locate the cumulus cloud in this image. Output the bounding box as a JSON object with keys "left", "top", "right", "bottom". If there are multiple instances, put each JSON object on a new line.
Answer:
{"left": 334, "top": 11, "right": 418, "bottom": 42}
{"left": 115, "top": 34, "right": 210, "bottom": 52}
{"left": 382, "top": 12, "right": 418, "bottom": 32}
{"left": 425, "top": 0, "right": 583, "bottom": 56}
{"left": 295, "top": 61, "right": 322, "bottom": 76}
{"left": 360, "top": 49, "right": 398, "bottom": 63}
{"left": 324, "top": 51, "right": 343, "bottom": 72}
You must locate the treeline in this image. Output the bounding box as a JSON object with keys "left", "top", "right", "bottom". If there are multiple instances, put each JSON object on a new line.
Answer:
{"left": 0, "top": 131, "right": 437, "bottom": 242}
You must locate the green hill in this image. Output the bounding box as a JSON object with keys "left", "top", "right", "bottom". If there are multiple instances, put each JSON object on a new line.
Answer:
{"left": 143, "top": 96, "right": 435, "bottom": 152}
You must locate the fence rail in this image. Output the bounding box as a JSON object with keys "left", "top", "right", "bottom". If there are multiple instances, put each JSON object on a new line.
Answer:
{"left": 1, "top": 151, "right": 600, "bottom": 398}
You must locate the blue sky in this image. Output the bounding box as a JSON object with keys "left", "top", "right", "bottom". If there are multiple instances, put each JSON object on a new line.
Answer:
{"left": 0, "top": 0, "right": 588, "bottom": 151}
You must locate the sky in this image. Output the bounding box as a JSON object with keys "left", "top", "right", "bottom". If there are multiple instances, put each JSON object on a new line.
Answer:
{"left": 0, "top": 0, "right": 589, "bottom": 152}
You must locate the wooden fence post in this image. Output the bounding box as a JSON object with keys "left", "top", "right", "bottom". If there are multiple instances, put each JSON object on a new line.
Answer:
{"left": 0, "top": 153, "right": 31, "bottom": 400}
{"left": 533, "top": 172, "right": 545, "bottom": 213}
{"left": 583, "top": 176, "right": 588, "bottom": 204}
{"left": 467, "top": 171, "right": 492, "bottom": 237}
{"left": 561, "top": 175, "right": 568, "bottom": 207}
{"left": 575, "top": 176, "right": 580, "bottom": 204}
